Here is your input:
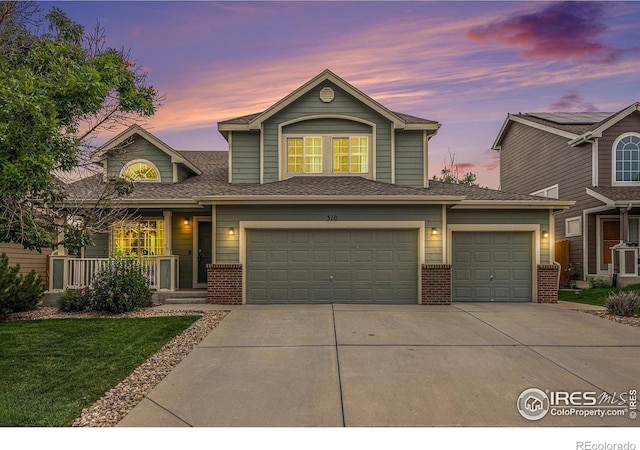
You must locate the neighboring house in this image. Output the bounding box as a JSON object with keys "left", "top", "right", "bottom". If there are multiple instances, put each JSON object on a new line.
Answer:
{"left": 53, "top": 69, "right": 572, "bottom": 304}
{"left": 0, "top": 243, "right": 51, "bottom": 281}
{"left": 493, "top": 102, "right": 640, "bottom": 285}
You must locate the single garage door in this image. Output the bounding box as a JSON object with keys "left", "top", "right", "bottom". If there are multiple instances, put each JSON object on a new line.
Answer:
{"left": 452, "top": 231, "right": 532, "bottom": 302}
{"left": 246, "top": 229, "right": 418, "bottom": 304}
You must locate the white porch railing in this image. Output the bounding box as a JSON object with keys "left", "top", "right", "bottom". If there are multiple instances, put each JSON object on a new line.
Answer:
{"left": 49, "top": 255, "right": 179, "bottom": 292}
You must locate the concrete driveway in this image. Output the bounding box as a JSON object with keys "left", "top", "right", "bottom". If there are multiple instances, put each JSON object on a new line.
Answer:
{"left": 117, "top": 303, "right": 640, "bottom": 427}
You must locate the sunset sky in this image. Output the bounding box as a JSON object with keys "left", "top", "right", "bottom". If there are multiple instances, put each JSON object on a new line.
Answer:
{"left": 48, "top": 1, "right": 640, "bottom": 188}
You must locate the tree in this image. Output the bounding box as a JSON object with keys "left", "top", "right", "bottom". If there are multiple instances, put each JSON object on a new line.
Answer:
{"left": 0, "top": 3, "right": 159, "bottom": 251}
{"left": 432, "top": 150, "right": 478, "bottom": 186}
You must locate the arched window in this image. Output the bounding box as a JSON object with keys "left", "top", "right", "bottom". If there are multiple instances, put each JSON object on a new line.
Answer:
{"left": 121, "top": 160, "right": 161, "bottom": 182}
{"left": 614, "top": 134, "right": 640, "bottom": 184}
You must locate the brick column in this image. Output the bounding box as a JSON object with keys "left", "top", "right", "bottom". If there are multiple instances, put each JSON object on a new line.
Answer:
{"left": 207, "top": 264, "right": 242, "bottom": 305}
{"left": 537, "top": 264, "right": 559, "bottom": 303}
{"left": 421, "top": 264, "right": 452, "bottom": 305}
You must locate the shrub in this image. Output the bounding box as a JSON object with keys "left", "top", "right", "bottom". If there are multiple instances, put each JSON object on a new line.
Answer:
{"left": 588, "top": 277, "right": 610, "bottom": 289}
{"left": 605, "top": 290, "right": 640, "bottom": 317}
{"left": 58, "top": 288, "right": 93, "bottom": 312}
{"left": 90, "top": 256, "right": 152, "bottom": 313}
{"left": 0, "top": 253, "right": 44, "bottom": 317}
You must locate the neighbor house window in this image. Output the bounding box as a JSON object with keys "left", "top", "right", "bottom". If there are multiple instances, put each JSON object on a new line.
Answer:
{"left": 332, "top": 137, "right": 369, "bottom": 173}
{"left": 112, "top": 220, "right": 165, "bottom": 256}
{"left": 284, "top": 134, "right": 372, "bottom": 177}
{"left": 614, "top": 134, "right": 640, "bottom": 183}
{"left": 121, "top": 160, "right": 161, "bottom": 182}
{"left": 287, "top": 137, "right": 322, "bottom": 173}
{"left": 565, "top": 216, "right": 582, "bottom": 237}
{"left": 531, "top": 184, "right": 559, "bottom": 199}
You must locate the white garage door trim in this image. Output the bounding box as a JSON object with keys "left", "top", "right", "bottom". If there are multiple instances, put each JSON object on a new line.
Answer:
{"left": 447, "top": 224, "right": 541, "bottom": 302}
{"left": 240, "top": 221, "right": 426, "bottom": 304}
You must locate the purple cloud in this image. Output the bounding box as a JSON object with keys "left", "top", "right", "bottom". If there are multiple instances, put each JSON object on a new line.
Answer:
{"left": 466, "top": 2, "right": 622, "bottom": 64}
{"left": 549, "top": 92, "right": 597, "bottom": 111}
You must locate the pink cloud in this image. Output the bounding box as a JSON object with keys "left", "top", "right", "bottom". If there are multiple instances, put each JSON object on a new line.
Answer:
{"left": 549, "top": 92, "right": 597, "bottom": 111}
{"left": 466, "top": 2, "right": 624, "bottom": 64}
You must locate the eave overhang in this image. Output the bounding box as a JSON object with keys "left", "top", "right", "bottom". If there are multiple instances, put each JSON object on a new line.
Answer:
{"left": 193, "top": 194, "right": 466, "bottom": 206}
{"left": 450, "top": 199, "right": 575, "bottom": 211}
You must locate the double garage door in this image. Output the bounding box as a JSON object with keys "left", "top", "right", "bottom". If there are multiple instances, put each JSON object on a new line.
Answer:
{"left": 246, "top": 229, "right": 418, "bottom": 304}
{"left": 452, "top": 231, "right": 533, "bottom": 302}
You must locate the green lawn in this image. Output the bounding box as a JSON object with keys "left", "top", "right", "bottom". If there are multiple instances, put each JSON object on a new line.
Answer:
{"left": 558, "top": 284, "right": 640, "bottom": 307}
{"left": 0, "top": 316, "right": 199, "bottom": 426}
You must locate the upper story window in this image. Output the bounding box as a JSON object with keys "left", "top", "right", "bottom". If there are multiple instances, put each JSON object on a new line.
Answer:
{"left": 284, "top": 135, "right": 371, "bottom": 177}
{"left": 121, "top": 160, "right": 161, "bottom": 182}
{"left": 614, "top": 133, "right": 640, "bottom": 184}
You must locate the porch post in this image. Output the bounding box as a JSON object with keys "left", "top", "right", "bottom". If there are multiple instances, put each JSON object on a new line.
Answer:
{"left": 620, "top": 207, "right": 629, "bottom": 243}
{"left": 163, "top": 210, "right": 172, "bottom": 255}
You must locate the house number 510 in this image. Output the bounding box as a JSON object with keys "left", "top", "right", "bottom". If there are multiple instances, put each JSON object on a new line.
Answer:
{"left": 327, "top": 215, "right": 338, "bottom": 221}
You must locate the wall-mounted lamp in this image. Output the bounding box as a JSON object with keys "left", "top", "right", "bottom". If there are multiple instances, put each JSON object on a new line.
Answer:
{"left": 228, "top": 227, "right": 235, "bottom": 236}
{"left": 183, "top": 218, "right": 190, "bottom": 226}
{"left": 430, "top": 227, "right": 438, "bottom": 236}
{"left": 541, "top": 230, "right": 549, "bottom": 239}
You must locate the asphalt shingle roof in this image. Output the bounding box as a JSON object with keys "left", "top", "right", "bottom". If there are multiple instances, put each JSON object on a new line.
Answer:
{"left": 589, "top": 186, "right": 640, "bottom": 203}
{"left": 68, "top": 150, "right": 563, "bottom": 203}
{"left": 512, "top": 112, "right": 616, "bottom": 135}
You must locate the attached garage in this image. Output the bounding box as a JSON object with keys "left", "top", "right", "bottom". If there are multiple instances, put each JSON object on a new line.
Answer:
{"left": 451, "top": 231, "right": 533, "bottom": 302}
{"left": 245, "top": 228, "right": 419, "bottom": 304}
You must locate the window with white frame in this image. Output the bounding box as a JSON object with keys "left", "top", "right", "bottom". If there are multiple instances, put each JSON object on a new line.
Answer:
{"left": 284, "top": 134, "right": 372, "bottom": 177}
{"left": 112, "top": 220, "right": 165, "bottom": 256}
{"left": 614, "top": 133, "right": 640, "bottom": 184}
{"left": 120, "top": 160, "right": 161, "bottom": 182}
{"left": 531, "top": 184, "right": 559, "bottom": 199}
{"left": 565, "top": 216, "right": 582, "bottom": 237}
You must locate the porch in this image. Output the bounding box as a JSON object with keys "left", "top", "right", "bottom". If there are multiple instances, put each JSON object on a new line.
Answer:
{"left": 48, "top": 255, "right": 180, "bottom": 293}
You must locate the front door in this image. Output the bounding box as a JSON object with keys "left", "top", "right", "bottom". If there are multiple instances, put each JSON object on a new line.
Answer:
{"left": 197, "top": 222, "right": 212, "bottom": 284}
{"left": 601, "top": 220, "right": 620, "bottom": 271}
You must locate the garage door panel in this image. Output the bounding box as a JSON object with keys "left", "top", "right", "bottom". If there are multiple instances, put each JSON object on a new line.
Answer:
{"left": 246, "top": 229, "right": 417, "bottom": 304}
{"left": 453, "top": 231, "right": 532, "bottom": 302}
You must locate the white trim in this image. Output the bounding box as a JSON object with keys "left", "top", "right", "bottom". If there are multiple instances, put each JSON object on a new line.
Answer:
{"left": 585, "top": 187, "right": 614, "bottom": 206}
{"left": 92, "top": 124, "right": 202, "bottom": 175}
{"left": 239, "top": 220, "right": 426, "bottom": 305}
{"left": 423, "top": 130, "right": 429, "bottom": 188}
{"left": 228, "top": 131, "right": 233, "bottom": 184}
{"left": 565, "top": 216, "right": 582, "bottom": 238}
{"left": 549, "top": 209, "right": 555, "bottom": 262}
{"left": 119, "top": 159, "right": 162, "bottom": 183}
{"left": 172, "top": 163, "right": 178, "bottom": 183}
{"left": 611, "top": 132, "right": 640, "bottom": 186}
{"left": 493, "top": 115, "right": 578, "bottom": 150}
{"left": 451, "top": 200, "right": 574, "bottom": 210}
{"left": 441, "top": 204, "right": 447, "bottom": 263}
{"left": 259, "top": 124, "right": 264, "bottom": 184}
{"left": 530, "top": 184, "right": 559, "bottom": 199}
{"left": 211, "top": 205, "right": 217, "bottom": 264}
{"left": 446, "top": 224, "right": 541, "bottom": 302}
{"left": 390, "top": 124, "right": 395, "bottom": 184}
{"left": 592, "top": 139, "right": 599, "bottom": 187}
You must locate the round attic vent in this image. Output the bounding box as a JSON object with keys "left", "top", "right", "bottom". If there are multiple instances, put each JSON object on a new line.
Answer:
{"left": 319, "top": 87, "right": 335, "bottom": 103}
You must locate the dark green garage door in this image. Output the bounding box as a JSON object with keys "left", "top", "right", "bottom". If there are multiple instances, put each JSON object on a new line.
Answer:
{"left": 246, "top": 229, "right": 418, "bottom": 304}
{"left": 452, "top": 232, "right": 532, "bottom": 302}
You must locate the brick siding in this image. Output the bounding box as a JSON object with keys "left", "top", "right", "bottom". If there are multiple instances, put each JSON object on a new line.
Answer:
{"left": 421, "top": 264, "right": 452, "bottom": 305}
{"left": 537, "top": 264, "right": 560, "bottom": 303}
{"left": 207, "top": 264, "right": 242, "bottom": 305}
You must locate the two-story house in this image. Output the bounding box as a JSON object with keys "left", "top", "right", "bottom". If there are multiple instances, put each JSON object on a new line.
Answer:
{"left": 51, "top": 70, "right": 571, "bottom": 304}
{"left": 494, "top": 103, "right": 640, "bottom": 286}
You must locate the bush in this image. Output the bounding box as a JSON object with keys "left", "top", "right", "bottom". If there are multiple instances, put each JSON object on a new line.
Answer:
{"left": 605, "top": 290, "right": 640, "bottom": 317}
{"left": 90, "top": 256, "right": 152, "bottom": 313}
{"left": 588, "top": 277, "right": 610, "bottom": 289}
{"left": 0, "top": 253, "right": 44, "bottom": 317}
{"left": 58, "top": 288, "right": 93, "bottom": 312}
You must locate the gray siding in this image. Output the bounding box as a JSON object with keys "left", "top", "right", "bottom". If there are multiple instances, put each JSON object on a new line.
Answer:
{"left": 216, "top": 204, "right": 443, "bottom": 264}
{"left": 597, "top": 111, "right": 640, "bottom": 187}
{"left": 106, "top": 135, "right": 174, "bottom": 183}
{"left": 499, "top": 121, "right": 600, "bottom": 275}
{"left": 447, "top": 209, "right": 553, "bottom": 264}
{"left": 261, "top": 81, "right": 393, "bottom": 183}
{"left": 84, "top": 233, "right": 109, "bottom": 258}
{"left": 282, "top": 118, "right": 372, "bottom": 135}
{"left": 177, "top": 164, "right": 192, "bottom": 183}
{"left": 395, "top": 130, "right": 424, "bottom": 188}
{"left": 231, "top": 131, "right": 260, "bottom": 184}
